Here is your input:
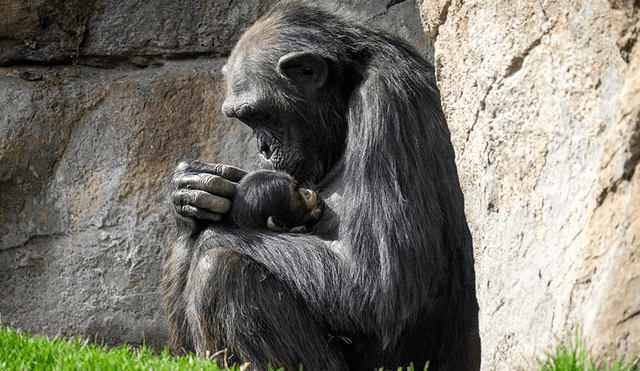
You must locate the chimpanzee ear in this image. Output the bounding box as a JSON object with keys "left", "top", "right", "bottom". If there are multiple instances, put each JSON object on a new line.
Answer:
{"left": 277, "top": 52, "right": 328, "bottom": 89}
{"left": 267, "top": 216, "right": 289, "bottom": 232}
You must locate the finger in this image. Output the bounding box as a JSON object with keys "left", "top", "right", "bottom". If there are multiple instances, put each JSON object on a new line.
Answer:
{"left": 175, "top": 161, "right": 191, "bottom": 174}
{"left": 216, "top": 164, "right": 247, "bottom": 182}
{"left": 176, "top": 161, "right": 247, "bottom": 182}
{"left": 180, "top": 205, "right": 224, "bottom": 222}
{"left": 173, "top": 188, "right": 231, "bottom": 214}
{"left": 203, "top": 163, "right": 248, "bottom": 182}
{"left": 180, "top": 173, "right": 236, "bottom": 196}
{"left": 184, "top": 189, "right": 231, "bottom": 214}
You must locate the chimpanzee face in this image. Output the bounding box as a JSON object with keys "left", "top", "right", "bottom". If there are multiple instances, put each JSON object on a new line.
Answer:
{"left": 289, "top": 182, "right": 324, "bottom": 226}
{"left": 220, "top": 31, "right": 346, "bottom": 186}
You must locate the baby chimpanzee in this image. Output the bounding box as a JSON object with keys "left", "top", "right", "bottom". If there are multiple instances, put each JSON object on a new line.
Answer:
{"left": 230, "top": 170, "right": 324, "bottom": 232}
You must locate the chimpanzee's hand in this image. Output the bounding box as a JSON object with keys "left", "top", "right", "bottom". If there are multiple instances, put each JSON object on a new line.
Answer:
{"left": 171, "top": 161, "right": 247, "bottom": 224}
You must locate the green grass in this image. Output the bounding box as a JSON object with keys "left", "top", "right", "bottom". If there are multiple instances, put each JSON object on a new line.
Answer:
{"left": 538, "top": 332, "right": 638, "bottom": 371}
{"left": 0, "top": 325, "right": 230, "bottom": 371}
{"left": 2, "top": 324, "right": 638, "bottom": 371}
{"left": 0, "top": 324, "right": 428, "bottom": 371}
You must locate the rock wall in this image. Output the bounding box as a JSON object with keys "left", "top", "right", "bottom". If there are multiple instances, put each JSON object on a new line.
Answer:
{"left": 0, "top": 0, "right": 430, "bottom": 350}
{"left": 0, "top": 59, "right": 257, "bottom": 348}
{"left": 418, "top": 0, "right": 640, "bottom": 368}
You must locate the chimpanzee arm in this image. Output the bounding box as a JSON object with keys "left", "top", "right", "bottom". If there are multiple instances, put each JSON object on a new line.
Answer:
{"left": 171, "top": 161, "right": 247, "bottom": 231}
{"left": 176, "top": 226, "right": 350, "bottom": 370}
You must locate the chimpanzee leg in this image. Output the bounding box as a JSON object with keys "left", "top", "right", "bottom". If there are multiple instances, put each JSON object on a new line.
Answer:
{"left": 185, "top": 248, "right": 348, "bottom": 371}
{"left": 161, "top": 239, "right": 195, "bottom": 354}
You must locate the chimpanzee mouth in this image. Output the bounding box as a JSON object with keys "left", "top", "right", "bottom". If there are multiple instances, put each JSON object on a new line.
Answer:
{"left": 255, "top": 131, "right": 294, "bottom": 173}
{"left": 255, "top": 131, "right": 276, "bottom": 160}
{"left": 254, "top": 130, "right": 308, "bottom": 181}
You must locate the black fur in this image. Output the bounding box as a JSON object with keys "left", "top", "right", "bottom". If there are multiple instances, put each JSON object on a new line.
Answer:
{"left": 162, "top": 2, "right": 480, "bottom": 370}
{"left": 230, "top": 170, "right": 295, "bottom": 230}
{"left": 230, "top": 169, "right": 319, "bottom": 231}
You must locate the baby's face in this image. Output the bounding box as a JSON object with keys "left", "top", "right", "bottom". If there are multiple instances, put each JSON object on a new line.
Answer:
{"left": 289, "top": 184, "right": 324, "bottom": 226}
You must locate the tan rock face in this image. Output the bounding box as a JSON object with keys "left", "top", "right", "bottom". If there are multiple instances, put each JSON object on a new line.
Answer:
{"left": 0, "top": 61, "right": 258, "bottom": 349}
{"left": 418, "top": 0, "right": 640, "bottom": 368}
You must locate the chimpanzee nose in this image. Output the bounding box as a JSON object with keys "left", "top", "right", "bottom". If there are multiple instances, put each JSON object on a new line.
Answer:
{"left": 221, "top": 100, "right": 236, "bottom": 118}
{"left": 222, "top": 100, "right": 271, "bottom": 123}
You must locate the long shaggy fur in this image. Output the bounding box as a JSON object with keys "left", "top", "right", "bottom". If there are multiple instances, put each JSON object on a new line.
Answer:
{"left": 162, "top": 2, "right": 480, "bottom": 370}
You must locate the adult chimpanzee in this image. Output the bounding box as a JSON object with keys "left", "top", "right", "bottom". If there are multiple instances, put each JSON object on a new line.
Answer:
{"left": 162, "top": 1, "right": 480, "bottom": 370}
{"left": 230, "top": 169, "right": 324, "bottom": 232}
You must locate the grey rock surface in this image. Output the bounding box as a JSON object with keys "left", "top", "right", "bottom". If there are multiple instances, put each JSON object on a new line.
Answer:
{"left": 0, "top": 59, "right": 259, "bottom": 348}
{"left": 0, "top": 0, "right": 277, "bottom": 65}
{"left": 418, "top": 0, "right": 640, "bottom": 368}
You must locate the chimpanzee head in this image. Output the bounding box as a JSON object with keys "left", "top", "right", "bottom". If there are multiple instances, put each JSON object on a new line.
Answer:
{"left": 231, "top": 170, "right": 324, "bottom": 232}
{"left": 221, "top": 4, "right": 359, "bottom": 186}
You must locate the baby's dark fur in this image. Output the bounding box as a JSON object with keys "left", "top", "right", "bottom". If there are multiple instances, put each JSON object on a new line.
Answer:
{"left": 230, "top": 170, "right": 321, "bottom": 231}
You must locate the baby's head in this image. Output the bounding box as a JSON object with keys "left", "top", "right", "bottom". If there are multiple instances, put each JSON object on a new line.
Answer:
{"left": 230, "top": 170, "right": 324, "bottom": 232}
